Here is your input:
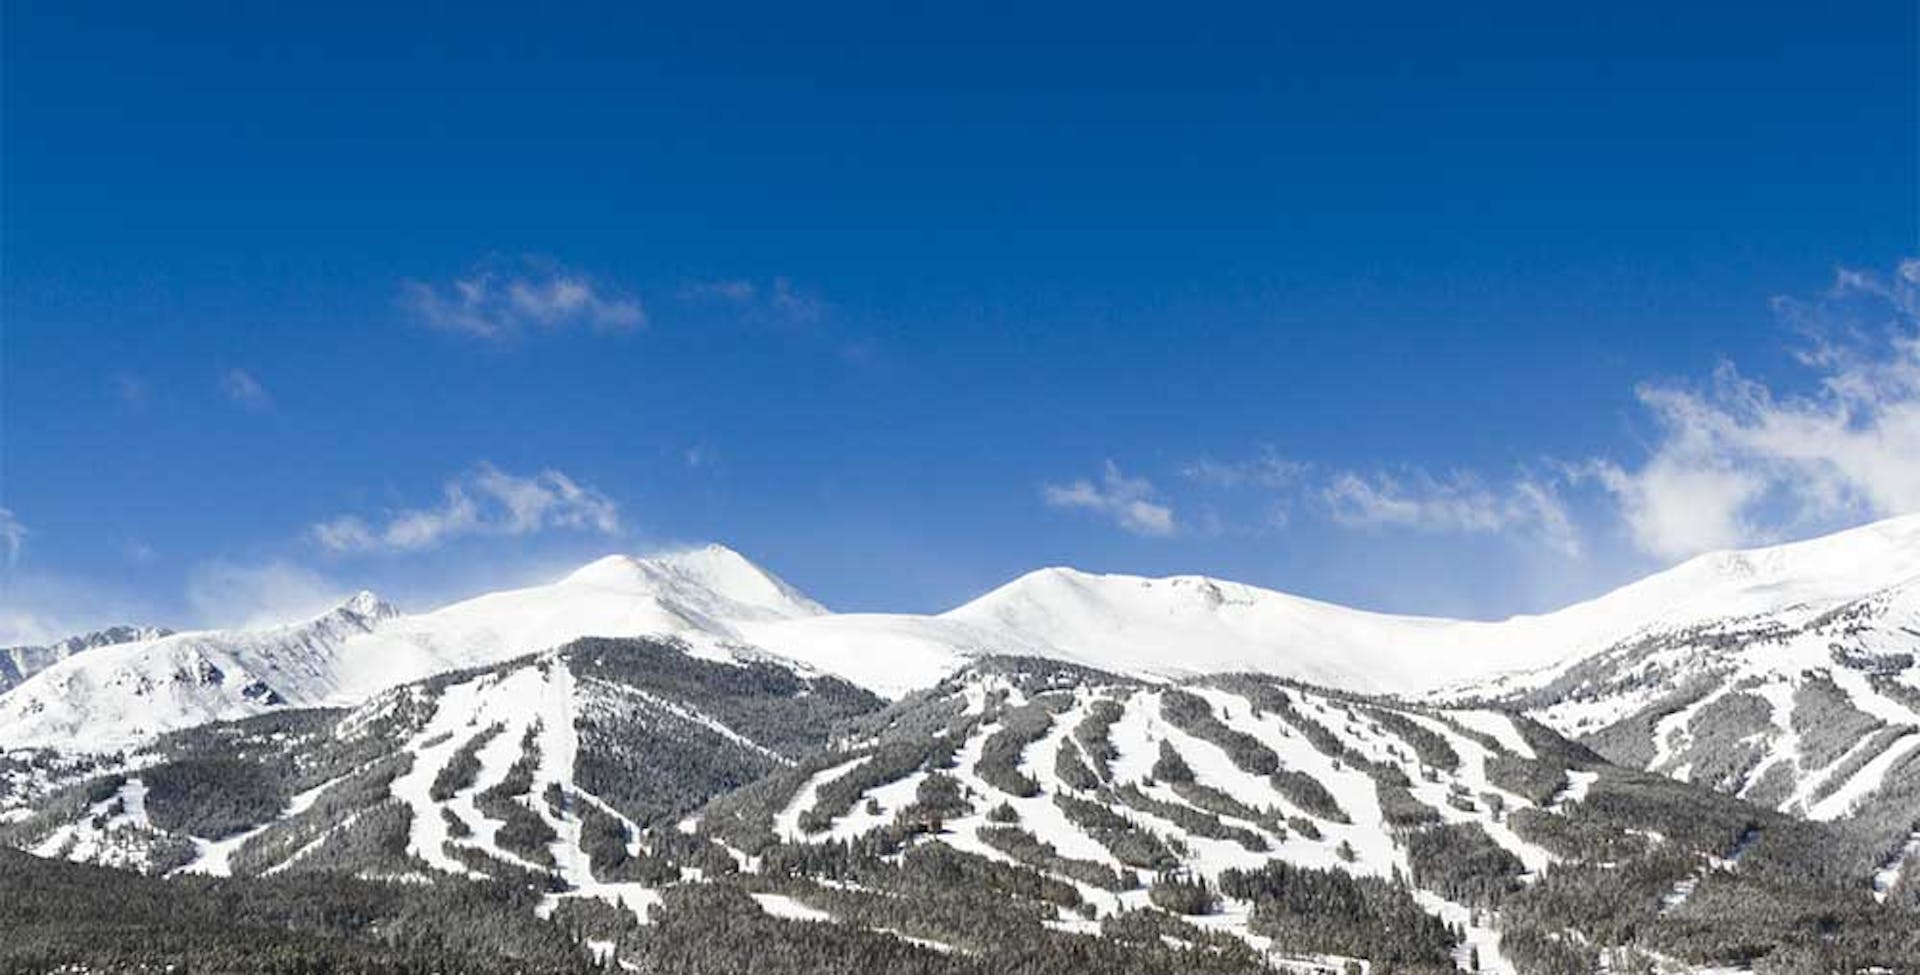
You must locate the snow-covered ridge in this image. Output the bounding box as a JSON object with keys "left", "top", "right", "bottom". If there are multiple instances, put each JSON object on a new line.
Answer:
{"left": 942, "top": 512, "right": 1920, "bottom": 695}
{"left": 8, "top": 515, "right": 1920, "bottom": 764}
{"left": 0, "top": 546, "right": 830, "bottom": 752}
{"left": 1, "top": 624, "right": 176, "bottom": 694}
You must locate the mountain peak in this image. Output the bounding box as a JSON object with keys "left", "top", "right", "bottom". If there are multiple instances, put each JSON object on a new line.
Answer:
{"left": 562, "top": 545, "right": 827, "bottom": 622}
{"left": 323, "top": 590, "right": 400, "bottom": 626}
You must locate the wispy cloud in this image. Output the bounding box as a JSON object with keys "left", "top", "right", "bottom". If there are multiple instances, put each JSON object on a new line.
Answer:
{"left": 1324, "top": 470, "right": 1581, "bottom": 557}
{"left": 186, "top": 558, "right": 346, "bottom": 629}
{"left": 679, "top": 279, "right": 758, "bottom": 303}
{"left": 0, "top": 569, "right": 158, "bottom": 646}
{"left": 401, "top": 258, "right": 645, "bottom": 340}
{"left": 1579, "top": 260, "right": 1920, "bottom": 560}
{"left": 1090, "top": 259, "right": 1920, "bottom": 564}
{"left": 221, "top": 368, "right": 271, "bottom": 409}
{"left": 1043, "top": 461, "right": 1177, "bottom": 537}
{"left": 312, "top": 463, "right": 622, "bottom": 555}
{"left": 0, "top": 508, "right": 26, "bottom": 568}
{"left": 678, "top": 276, "right": 824, "bottom": 325}
{"left": 1181, "top": 448, "right": 1308, "bottom": 489}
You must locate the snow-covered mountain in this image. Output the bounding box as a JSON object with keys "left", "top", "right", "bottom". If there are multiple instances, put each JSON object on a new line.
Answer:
{"left": 0, "top": 546, "right": 828, "bottom": 752}
{"left": 1, "top": 625, "right": 174, "bottom": 695}
{"left": 944, "top": 514, "right": 1920, "bottom": 697}
{"left": 9, "top": 511, "right": 1920, "bottom": 973}
{"left": 7, "top": 516, "right": 1920, "bottom": 830}
{"left": 1457, "top": 517, "right": 1920, "bottom": 825}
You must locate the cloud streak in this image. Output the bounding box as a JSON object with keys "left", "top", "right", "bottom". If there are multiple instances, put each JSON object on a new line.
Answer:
{"left": 679, "top": 276, "right": 824, "bottom": 325}
{"left": 1324, "top": 470, "right": 1580, "bottom": 557}
{"left": 401, "top": 258, "right": 644, "bottom": 340}
{"left": 0, "top": 508, "right": 25, "bottom": 568}
{"left": 312, "top": 463, "right": 621, "bottom": 555}
{"left": 1180, "top": 448, "right": 1308, "bottom": 490}
{"left": 186, "top": 559, "right": 346, "bottom": 629}
{"left": 1043, "top": 461, "right": 1177, "bottom": 537}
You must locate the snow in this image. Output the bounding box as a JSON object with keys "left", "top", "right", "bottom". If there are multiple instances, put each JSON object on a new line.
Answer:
{"left": 1808, "top": 731, "right": 1920, "bottom": 821}
{"left": 1450, "top": 710, "right": 1535, "bottom": 759}
{"left": 950, "top": 514, "right": 1920, "bottom": 695}
{"left": 1180, "top": 688, "right": 1397, "bottom": 877}
{"left": 540, "top": 883, "right": 664, "bottom": 927}
{"left": 1787, "top": 732, "right": 1886, "bottom": 814}
{"left": 179, "top": 764, "right": 366, "bottom": 876}
{"left": 1661, "top": 827, "right": 1760, "bottom": 915}
{"left": 775, "top": 757, "right": 868, "bottom": 841}
{"left": 1397, "top": 711, "right": 1557, "bottom": 875}
{"left": 0, "top": 545, "right": 825, "bottom": 752}
{"left": 32, "top": 776, "right": 155, "bottom": 872}
{"left": 1828, "top": 665, "right": 1920, "bottom": 727}
{"left": 751, "top": 893, "right": 836, "bottom": 923}
{"left": 1647, "top": 686, "right": 1732, "bottom": 778}
{"left": 387, "top": 662, "right": 587, "bottom": 878}
{"left": 1552, "top": 771, "right": 1598, "bottom": 810}
{"left": 17, "top": 513, "right": 1920, "bottom": 754}
{"left": 1738, "top": 679, "right": 1802, "bottom": 805}
{"left": 1413, "top": 890, "right": 1514, "bottom": 975}
{"left": 873, "top": 928, "right": 961, "bottom": 954}
{"left": 738, "top": 613, "right": 1036, "bottom": 700}
{"left": 1872, "top": 828, "right": 1920, "bottom": 903}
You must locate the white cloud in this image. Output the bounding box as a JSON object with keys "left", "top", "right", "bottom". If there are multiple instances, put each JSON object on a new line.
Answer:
{"left": 221, "top": 368, "right": 271, "bottom": 408}
{"left": 1323, "top": 470, "right": 1581, "bottom": 557}
{"left": 401, "top": 258, "right": 644, "bottom": 339}
{"left": 1043, "top": 461, "right": 1177, "bottom": 537}
{"left": 312, "top": 463, "right": 622, "bottom": 555}
{"left": 186, "top": 559, "right": 345, "bottom": 629}
{"left": 1181, "top": 448, "right": 1308, "bottom": 489}
{"left": 0, "top": 608, "right": 65, "bottom": 647}
{"left": 0, "top": 507, "right": 24, "bottom": 568}
{"left": 1588, "top": 260, "right": 1920, "bottom": 559}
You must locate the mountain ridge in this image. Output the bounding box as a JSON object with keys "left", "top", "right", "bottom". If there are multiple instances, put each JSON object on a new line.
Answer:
{"left": 6, "top": 517, "right": 1920, "bottom": 841}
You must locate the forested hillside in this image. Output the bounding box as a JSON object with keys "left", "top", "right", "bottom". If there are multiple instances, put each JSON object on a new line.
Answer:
{"left": 6, "top": 644, "right": 1912, "bottom": 973}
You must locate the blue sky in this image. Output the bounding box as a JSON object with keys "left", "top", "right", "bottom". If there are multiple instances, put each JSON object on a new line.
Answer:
{"left": 3, "top": 1, "right": 1917, "bottom": 640}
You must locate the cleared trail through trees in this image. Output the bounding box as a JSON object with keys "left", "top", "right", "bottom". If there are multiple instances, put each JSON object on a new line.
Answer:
{"left": 1874, "top": 826, "right": 1920, "bottom": 903}
{"left": 1661, "top": 824, "right": 1761, "bottom": 914}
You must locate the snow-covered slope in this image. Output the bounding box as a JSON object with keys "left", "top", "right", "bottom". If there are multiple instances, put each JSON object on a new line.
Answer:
{"left": 1, "top": 625, "right": 174, "bottom": 695}
{"left": 947, "top": 514, "right": 1920, "bottom": 696}
{"left": 1429, "top": 515, "right": 1920, "bottom": 828}
{"left": 10, "top": 514, "right": 1920, "bottom": 813}
{"left": 737, "top": 613, "right": 1044, "bottom": 698}
{"left": 0, "top": 546, "right": 828, "bottom": 752}
{"left": 1464, "top": 575, "right": 1920, "bottom": 825}
{"left": 1, "top": 634, "right": 880, "bottom": 882}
